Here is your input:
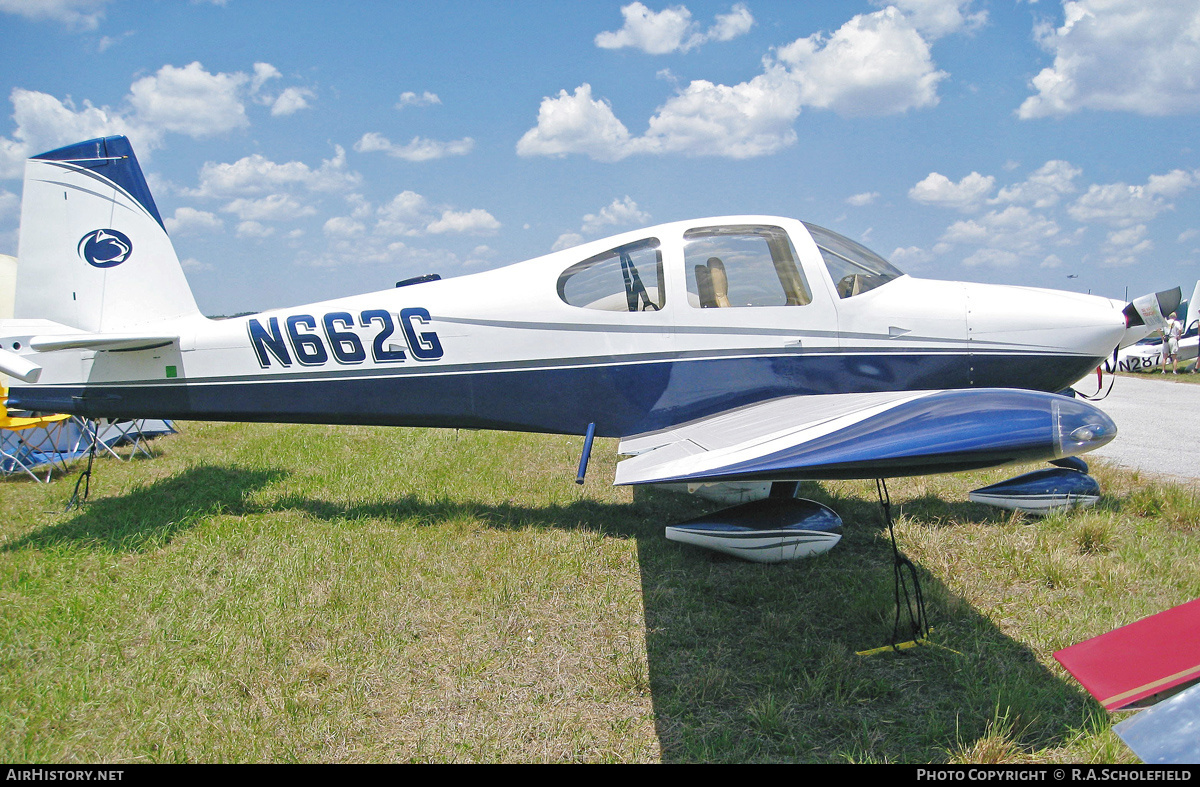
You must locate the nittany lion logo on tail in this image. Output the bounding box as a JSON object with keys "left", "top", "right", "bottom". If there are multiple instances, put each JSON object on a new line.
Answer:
{"left": 78, "top": 229, "right": 133, "bottom": 268}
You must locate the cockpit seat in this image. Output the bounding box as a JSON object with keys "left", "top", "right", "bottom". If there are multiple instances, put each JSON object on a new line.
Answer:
{"left": 837, "top": 274, "right": 865, "bottom": 299}
{"left": 707, "top": 257, "right": 732, "bottom": 308}
{"left": 695, "top": 264, "right": 716, "bottom": 308}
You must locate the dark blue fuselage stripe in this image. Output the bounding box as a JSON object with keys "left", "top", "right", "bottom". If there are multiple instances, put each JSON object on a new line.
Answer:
{"left": 40, "top": 346, "right": 1095, "bottom": 389}
{"left": 8, "top": 351, "right": 1103, "bottom": 438}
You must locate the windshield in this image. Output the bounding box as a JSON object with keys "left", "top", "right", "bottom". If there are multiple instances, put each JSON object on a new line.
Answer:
{"left": 802, "top": 222, "right": 904, "bottom": 299}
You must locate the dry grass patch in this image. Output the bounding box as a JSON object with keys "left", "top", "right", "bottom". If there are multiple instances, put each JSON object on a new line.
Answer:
{"left": 2, "top": 423, "right": 1199, "bottom": 762}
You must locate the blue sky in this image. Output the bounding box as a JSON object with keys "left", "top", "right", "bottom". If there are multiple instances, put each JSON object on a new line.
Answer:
{"left": 1, "top": 0, "right": 1198, "bottom": 315}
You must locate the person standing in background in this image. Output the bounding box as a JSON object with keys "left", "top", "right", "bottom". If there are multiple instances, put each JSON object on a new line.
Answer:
{"left": 1163, "top": 312, "right": 1184, "bottom": 373}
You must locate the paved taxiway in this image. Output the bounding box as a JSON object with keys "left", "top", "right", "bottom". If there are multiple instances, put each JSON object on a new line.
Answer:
{"left": 1081, "top": 372, "right": 1200, "bottom": 482}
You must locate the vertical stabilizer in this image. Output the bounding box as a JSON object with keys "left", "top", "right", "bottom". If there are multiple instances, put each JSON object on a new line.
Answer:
{"left": 14, "top": 136, "right": 200, "bottom": 331}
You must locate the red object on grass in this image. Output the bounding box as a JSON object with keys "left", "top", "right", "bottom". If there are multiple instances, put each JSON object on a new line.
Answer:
{"left": 1053, "top": 599, "right": 1200, "bottom": 710}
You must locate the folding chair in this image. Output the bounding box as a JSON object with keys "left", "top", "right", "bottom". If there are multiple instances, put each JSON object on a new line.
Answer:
{"left": 94, "top": 418, "right": 154, "bottom": 461}
{"left": 0, "top": 412, "right": 72, "bottom": 482}
{"left": 1, "top": 385, "right": 78, "bottom": 482}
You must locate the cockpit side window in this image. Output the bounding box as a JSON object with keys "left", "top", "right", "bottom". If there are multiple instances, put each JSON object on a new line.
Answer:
{"left": 683, "top": 225, "right": 811, "bottom": 308}
{"left": 557, "top": 238, "right": 665, "bottom": 312}
{"left": 802, "top": 222, "right": 904, "bottom": 299}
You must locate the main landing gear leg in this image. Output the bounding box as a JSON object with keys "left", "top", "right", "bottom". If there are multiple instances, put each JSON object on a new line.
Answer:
{"left": 66, "top": 419, "right": 100, "bottom": 511}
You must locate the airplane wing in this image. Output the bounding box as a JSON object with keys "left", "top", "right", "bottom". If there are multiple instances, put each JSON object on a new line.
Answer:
{"left": 615, "top": 388, "right": 1117, "bottom": 485}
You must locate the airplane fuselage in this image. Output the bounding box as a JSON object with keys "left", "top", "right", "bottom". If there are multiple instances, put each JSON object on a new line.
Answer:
{"left": 7, "top": 217, "right": 1127, "bottom": 438}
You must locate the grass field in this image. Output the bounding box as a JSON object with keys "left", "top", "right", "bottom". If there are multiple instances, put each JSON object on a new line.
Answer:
{"left": 1119, "top": 369, "right": 1200, "bottom": 384}
{"left": 2, "top": 420, "right": 1198, "bottom": 763}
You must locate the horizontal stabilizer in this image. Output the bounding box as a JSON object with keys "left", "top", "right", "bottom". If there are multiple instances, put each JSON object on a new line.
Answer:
{"left": 29, "top": 332, "right": 176, "bottom": 352}
{"left": 0, "top": 347, "right": 42, "bottom": 383}
{"left": 615, "top": 388, "right": 1117, "bottom": 485}
{"left": 1054, "top": 598, "right": 1200, "bottom": 710}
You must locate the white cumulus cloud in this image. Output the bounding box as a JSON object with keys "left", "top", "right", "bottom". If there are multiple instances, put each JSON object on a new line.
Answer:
{"left": 354, "top": 132, "right": 475, "bottom": 162}
{"left": 552, "top": 233, "right": 586, "bottom": 252}
{"left": 0, "top": 61, "right": 316, "bottom": 177}
{"left": 1019, "top": 0, "right": 1200, "bottom": 118}
{"left": 250, "top": 63, "right": 281, "bottom": 94}
{"left": 877, "top": 0, "right": 987, "bottom": 40}
{"left": 517, "top": 84, "right": 638, "bottom": 162}
{"left": 889, "top": 245, "right": 933, "bottom": 269}
{"left": 708, "top": 3, "right": 755, "bottom": 42}
{"left": 909, "top": 171, "right": 996, "bottom": 211}
{"left": 329, "top": 190, "right": 499, "bottom": 239}
{"left": 595, "top": 2, "right": 753, "bottom": 54}
{"left": 913, "top": 158, "right": 1199, "bottom": 271}
{"left": 127, "top": 62, "right": 250, "bottom": 138}
{"left": 552, "top": 196, "right": 650, "bottom": 252}
{"left": 519, "top": 70, "right": 804, "bottom": 161}
{"left": 940, "top": 205, "right": 1063, "bottom": 266}
{"left": 1067, "top": 170, "right": 1200, "bottom": 227}
{"left": 523, "top": 4, "right": 965, "bottom": 160}
{"left": 0, "top": 88, "right": 140, "bottom": 177}
{"left": 1101, "top": 224, "right": 1155, "bottom": 267}
{"left": 991, "top": 160, "right": 1082, "bottom": 208}
{"left": 397, "top": 91, "right": 441, "bottom": 109}
{"left": 236, "top": 220, "right": 274, "bottom": 239}
{"left": 189, "top": 146, "right": 361, "bottom": 198}
{"left": 323, "top": 216, "right": 366, "bottom": 238}
{"left": 375, "top": 191, "right": 430, "bottom": 236}
{"left": 426, "top": 208, "right": 501, "bottom": 235}
{"left": 847, "top": 191, "right": 880, "bottom": 207}
{"left": 640, "top": 66, "right": 802, "bottom": 158}
{"left": 269, "top": 86, "right": 315, "bottom": 116}
{"left": 221, "top": 194, "right": 316, "bottom": 222}
{"left": 165, "top": 206, "right": 224, "bottom": 235}
{"left": 0, "top": 0, "right": 110, "bottom": 30}
{"left": 581, "top": 196, "right": 651, "bottom": 234}
{"left": 776, "top": 7, "right": 947, "bottom": 117}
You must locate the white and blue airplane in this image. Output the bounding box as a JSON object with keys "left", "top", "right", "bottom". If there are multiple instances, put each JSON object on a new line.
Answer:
{"left": 1105, "top": 280, "right": 1200, "bottom": 374}
{"left": 0, "top": 137, "right": 1172, "bottom": 563}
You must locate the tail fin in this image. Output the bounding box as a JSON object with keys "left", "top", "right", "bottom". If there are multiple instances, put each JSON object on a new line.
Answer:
{"left": 14, "top": 136, "right": 200, "bottom": 331}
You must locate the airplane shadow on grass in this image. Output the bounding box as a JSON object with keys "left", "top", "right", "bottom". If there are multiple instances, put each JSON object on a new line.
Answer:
{"left": 2, "top": 464, "right": 288, "bottom": 553}
{"left": 630, "top": 484, "right": 1106, "bottom": 763}
{"left": 6, "top": 464, "right": 1107, "bottom": 763}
